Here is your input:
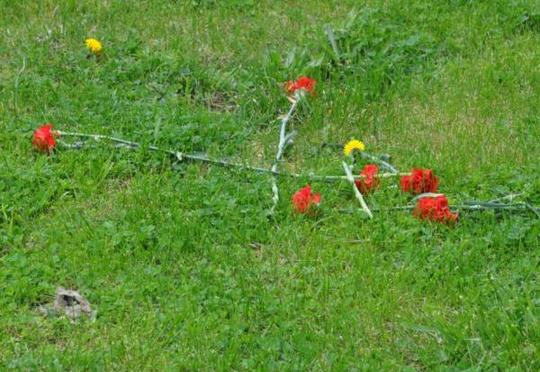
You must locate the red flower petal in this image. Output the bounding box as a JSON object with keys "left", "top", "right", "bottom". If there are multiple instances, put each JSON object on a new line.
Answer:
{"left": 292, "top": 185, "right": 321, "bottom": 214}
{"left": 32, "top": 123, "right": 57, "bottom": 153}
{"left": 284, "top": 76, "right": 316, "bottom": 95}
{"left": 400, "top": 175, "right": 412, "bottom": 192}
{"left": 355, "top": 164, "right": 380, "bottom": 195}
{"left": 361, "top": 164, "right": 378, "bottom": 177}
{"left": 413, "top": 195, "right": 458, "bottom": 224}
{"left": 401, "top": 168, "right": 439, "bottom": 194}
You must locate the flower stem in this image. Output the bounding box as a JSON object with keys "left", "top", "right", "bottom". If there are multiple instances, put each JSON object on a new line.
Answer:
{"left": 269, "top": 92, "right": 302, "bottom": 214}
{"left": 342, "top": 161, "right": 373, "bottom": 218}
{"left": 340, "top": 202, "right": 539, "bottom": 215}
{"left": 58, "top": 131, "right": 407, "bottom": 182}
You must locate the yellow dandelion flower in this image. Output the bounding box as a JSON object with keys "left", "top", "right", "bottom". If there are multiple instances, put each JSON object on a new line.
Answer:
{"left": 85, "top": 38, "right": 103, "bottom": 54}
{"left": 343, "top": 139, "right": 365, "bottom": 156}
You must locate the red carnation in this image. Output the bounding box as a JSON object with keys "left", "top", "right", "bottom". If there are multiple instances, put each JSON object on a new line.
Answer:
{"left": 32, "top": 124, "right": 58, "bottom": 153}
{"left": 413, "top": 195, "right": 458, "bottom": 224}
{"left": 400, "top": 168, "right": 439, "bottom": 194}
{"left": 285, "top": 76, "right": 316, "bottom": 95}
{"left": 355, "top": 164, "right": 380, "bottom": 194}
{"left": 292, "top": 185, "right": 321, "bottom": 214}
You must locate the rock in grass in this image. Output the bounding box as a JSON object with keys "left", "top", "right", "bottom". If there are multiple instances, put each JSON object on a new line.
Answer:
{"left": 39, "top": 287, "right": 96, "bottom": 322}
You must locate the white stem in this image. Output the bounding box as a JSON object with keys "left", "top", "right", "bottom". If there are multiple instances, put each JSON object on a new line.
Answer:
{"left": 411, "top": 193, "right": 444, "bottom": 202}
{"left": 311, "top": 172, "right": 409, "bottom": 181}
{"left": 342, "top": 161, "right": 373, "bottom": 218}
{"left": 488, "top": 192, "right": 524, "bottom": 203}
{"left": 58, "top": 131, "right": 407, "bottom": 182}
{"left": 269, "top": 92, "right": 302, "bottom": 213}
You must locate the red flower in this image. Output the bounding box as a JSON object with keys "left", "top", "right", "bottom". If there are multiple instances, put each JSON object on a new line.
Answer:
{"left": 292, "top": 185, "right": 321, "bottom": 214}
{"left": 400, "top": 168, "right": 439, "bottom": 194}
{"left": 32, "top": 124, "right": 58, "bottom": 153}
{"left": 285, "top": 76, "right": 316, "bottom": 95}
{"left": 355, "top": 164, "right": 380, "bottom": 194}
{"left": 413, "top": 195, "right": 458, "bottom": 224}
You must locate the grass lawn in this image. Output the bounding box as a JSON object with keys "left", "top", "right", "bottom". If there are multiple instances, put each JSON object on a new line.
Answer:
{"left": 1, "top": 0, "right": 539, "bottom": 369}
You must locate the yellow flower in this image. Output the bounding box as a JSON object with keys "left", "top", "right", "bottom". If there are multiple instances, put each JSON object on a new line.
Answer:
{"left": 85, "top": 38, "right": 103, "bottom": 54}
{"left": 343, "top": 139, "right": 365, "bottom": 156}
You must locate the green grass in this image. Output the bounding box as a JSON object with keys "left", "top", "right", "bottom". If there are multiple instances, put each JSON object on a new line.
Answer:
{"left": 1, "top": 0, "right": 539, "bottom": 369}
